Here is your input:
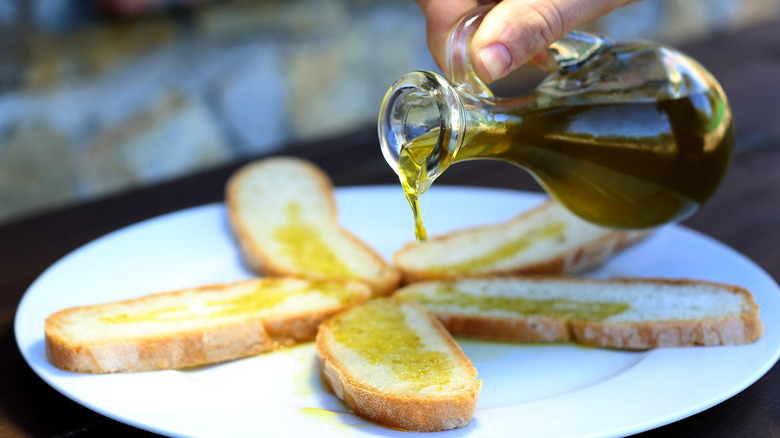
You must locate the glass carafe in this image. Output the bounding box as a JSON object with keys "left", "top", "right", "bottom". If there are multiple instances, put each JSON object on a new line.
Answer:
{"left": 379, "top": 5, "right": 734, "bottom": 240}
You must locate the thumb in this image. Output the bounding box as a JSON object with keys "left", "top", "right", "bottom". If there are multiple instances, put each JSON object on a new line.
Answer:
{"left": 471, "top": 0, "right": 634, "bottom": 83}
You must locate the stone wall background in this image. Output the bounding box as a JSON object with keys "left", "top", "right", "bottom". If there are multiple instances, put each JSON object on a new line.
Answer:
{"left": 0, "top": 0, "right": 778, "bottom": 224}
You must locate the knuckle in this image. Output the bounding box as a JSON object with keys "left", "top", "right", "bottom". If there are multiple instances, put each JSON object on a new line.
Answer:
{"left": 526, "top": 0, "right": 566, "bottom": 43}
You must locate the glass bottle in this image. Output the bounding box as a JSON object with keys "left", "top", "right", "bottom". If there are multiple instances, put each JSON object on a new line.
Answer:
{"left": 378, "top": 6, "right": 734, "bottom": 240}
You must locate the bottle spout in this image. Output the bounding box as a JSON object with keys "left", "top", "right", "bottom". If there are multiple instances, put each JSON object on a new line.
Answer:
{"left": 378, "top": 70, "right": 465, "bottom": 194}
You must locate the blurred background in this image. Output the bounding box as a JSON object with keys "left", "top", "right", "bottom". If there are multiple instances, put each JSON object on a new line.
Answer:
{"left": 0, "top": 0, "right": 778, "bottom": 225}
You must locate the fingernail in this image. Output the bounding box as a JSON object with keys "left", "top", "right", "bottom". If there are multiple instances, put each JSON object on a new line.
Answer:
{"left": 477, "top": 43, "right": 512, "bottom": 82}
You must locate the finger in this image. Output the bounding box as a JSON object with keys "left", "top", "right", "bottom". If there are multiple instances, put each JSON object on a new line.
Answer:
{"left": 471, "top": 0, "right": 635, "bottom": 82}
{"left": 417, "top": 0, "right": 485, "bottom": 73}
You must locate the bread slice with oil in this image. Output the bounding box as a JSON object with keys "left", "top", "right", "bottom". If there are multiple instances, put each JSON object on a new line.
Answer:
{"left": 226, "top": 157, "right": 401, "bottom": 296}
{"left": 393, "top": 277, "right": 763, "bottom": 349}
{"left": 393, "top": 199, "right": 651, "bottom": 283}
{"left": 316, "top": 299, "right": 482, "bottom": 431}
{"left": 45, "top": 277, "right": 371, "bottom": 373}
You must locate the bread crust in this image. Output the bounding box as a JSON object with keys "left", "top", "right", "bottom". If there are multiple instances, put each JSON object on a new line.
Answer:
{"left": 46, "top": 319, "right": 274, "bottom": 373}
{"left": 435, "top": 313, "right": 571, "bottom": 343}
{"left": 394, "top": 200, "right": 652, "bottom": 284}
{"left": 316, "top": 301, "right": 481, "bottom": 431}
{"left": 226, "top": 157, "right": 401, "bottom": 296}
{"left": 571, "top": 314, "right": 765, "bottom": 350}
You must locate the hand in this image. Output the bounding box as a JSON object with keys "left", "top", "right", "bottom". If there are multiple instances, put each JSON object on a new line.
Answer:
{"left": 417, "top": 0, "right": 636, "bottom": 83}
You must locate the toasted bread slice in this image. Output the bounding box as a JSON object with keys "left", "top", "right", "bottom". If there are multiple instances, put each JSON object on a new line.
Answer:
{"left": 394, "top": 277, "right": 763, "bottom": 349}
{"left": 393, "top": 199, "right": 651, "bottom": 283}
{"left": 45, "top": 277, "right": 371, "bottom": 373}
{"left": 316, "top": 299, "right": 481, "bottom": 431}
{"left": 226, "top": 157, "right": 401, "bottom": 296}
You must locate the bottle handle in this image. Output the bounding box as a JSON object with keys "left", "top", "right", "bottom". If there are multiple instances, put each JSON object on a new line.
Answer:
{"left": 548, "top": 31, "right": 614, "bottom": 73}
{"left": 445, "top": 5, "right": 613, "bottom": 93}
{"left": 445, "top": 5, "right": 494, "bottom": 98}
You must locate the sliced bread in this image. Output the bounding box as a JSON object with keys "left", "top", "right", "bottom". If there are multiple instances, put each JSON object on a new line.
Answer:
{"left": 316, "top": 299, "right": 482, "bottom": 431}
{"left": 393, "top": 277, "right": 763, "bottom": 349}
{"left": 393, "top": 199, "right": 652, "bottom": 283}
{"left": 226, "top": 157, "right": 401, "bottom": 296}
{"left": 45, "top": 277, "right": 371, "bottom": 373}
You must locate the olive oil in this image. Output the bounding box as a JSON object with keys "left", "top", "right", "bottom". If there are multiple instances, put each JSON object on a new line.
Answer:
{"left": 397, "top": 92, "right": 734, "bottom": 239}
{"left": 273, "top": 201, "right": 354, "bottom": 276}
{"left": 426, "top": 222, "right": 567, "bottom": 275}
{"left": 206, "top": 283, "right": 356, "bottom": 318}
{"left": 101, "top": 282, "right": 358, "bottom": 324}
{"left": 401, "top": 284, "right": 629, "bottom": 321}
{"left": 331, "top": 300, "right": 454, "bottom": 390}
{"left": 102, "top": 306, "right": 187, "bottom": 324}
{"left": 397, "top": 130, "right": 438, "bottom": 241}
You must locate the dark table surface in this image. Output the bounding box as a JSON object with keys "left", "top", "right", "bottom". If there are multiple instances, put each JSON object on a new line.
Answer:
{"left": 2, "top": 19, "right": 779, "bottom": 438}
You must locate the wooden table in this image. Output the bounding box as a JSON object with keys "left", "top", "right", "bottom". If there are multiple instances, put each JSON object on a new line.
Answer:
{"left": 2, "top": 19, "right": 779, "bottom": 438}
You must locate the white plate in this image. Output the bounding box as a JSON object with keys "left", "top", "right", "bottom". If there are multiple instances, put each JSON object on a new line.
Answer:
{"left": 15, "top": 186, "right": 780, "bottom": 438}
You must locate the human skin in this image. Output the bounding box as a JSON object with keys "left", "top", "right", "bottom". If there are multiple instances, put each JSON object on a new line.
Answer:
{"left": 417, "top": 0, "right": 637, "bottom": 82}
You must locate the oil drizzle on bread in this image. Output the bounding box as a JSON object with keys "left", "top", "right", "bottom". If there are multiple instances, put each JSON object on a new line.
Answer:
{"left": 101, "top": 306, "right": 187, "bottom": 324}
{"left": 272, "top": 202, "right": 353, "bottom": 276}
{"left": 330, "top": 300, "right": 454, "bottom": 390}
{"left": 427, "top": 222, "right": 567, "bottom": 274}
{"left": 100, "top": 283, "right": 358, "bottom": 324}
{"left": 400, "top": 284, "right": 629, "bottom": 321}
